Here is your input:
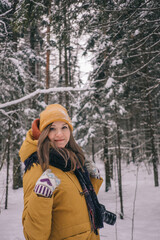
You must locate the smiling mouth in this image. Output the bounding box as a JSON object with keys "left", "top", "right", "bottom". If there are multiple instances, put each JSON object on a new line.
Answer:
{"left": 55, "top": 139, "right": 64, "bottom": 141}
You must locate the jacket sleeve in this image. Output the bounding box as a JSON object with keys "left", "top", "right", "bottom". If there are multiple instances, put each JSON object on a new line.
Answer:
{"left": 22, "top": 164, "right": 53, "bottom": 240}
{"left": 90, "top": 177, "right": 103, "bottom": 194}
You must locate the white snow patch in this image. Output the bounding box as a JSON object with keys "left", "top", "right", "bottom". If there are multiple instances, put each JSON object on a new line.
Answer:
{"left": 134, "top": 29, "right": 140, "bottom": 36}
{"left": 111, "top": 59, "right": 123, "bottom": 67}
{"left": 119, "top": 106, "right": 126, "bottom": 115}
{"left": 105, "top": 77, "right": 115, "bottom": 89}
{"left": 110, "top": 99, "right": 117, "bottom": 107}
{"left": 106, "top": 88, "right": 113, "bottom": 99}
{"left": 118, "top": 85, "right": 124, "bottom": 93}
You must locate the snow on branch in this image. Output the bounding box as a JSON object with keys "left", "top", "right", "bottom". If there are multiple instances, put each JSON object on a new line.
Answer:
{"left": 0, "top": 109, "right": 15, "bottom": 121}
{"left": 0, "top": 20, "right": 8, "bottom": 35}
{"left": 0, "top": 9, "right": 10, "bottom": 34}
{"left": 130, "top": 26, "right": 160, "bottom": 51}
{"left": 114, "top": 52, "right": 160, "bottom": 79}
{"left": 0, "top": 87, "right": 95, "bottom": 109}
{"left": 30, "top": 0, "right": 47, "bottom": 8}
{"left": 0, "top": 9, "right": 13, "bottom": 18}
{"left": 146, "top": 18, "right": 160, "bottom": 23}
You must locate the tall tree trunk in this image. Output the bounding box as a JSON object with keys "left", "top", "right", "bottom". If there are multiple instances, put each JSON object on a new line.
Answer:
{"left": 114, "top": 89, "right": 124, "bottom": 219}
{"left": 116, "top": 120, "right": 124, "bottom": 219}
{"left": 110, "top": 153, "right": 113, "bottom": 179}
{"left": 29, "top": 24, "right": 36, "bottom": 76}
{"left": 5, "top": 121, "right": 11, "bottom": 209}
{"left": 103, "top": 123, "right": 111, "bottom": 192}
{"left": 11, "top": 0, "right": 23, "bottom": 190}
{"left": 129, "top": 116, "right": 135, "bottom": 163}
{"left": 141, "top": 44, "right": 159, "bottom": 187}
{"left": 92, "top": 137, "right": 95, "bottom": 163}
{"left": 28, "top": 23, "right": 37, "bottom": 110}
{"left": 146, "top": 81, "right": 159, "bottom": 186}
{"left": 64, "top": 44, "right": 69, "bottom": 110}
{"left": 13, "top": 157, "right": 22, "bottom": 189}
{"left": 63, "top": 4, "right": 69, "bottom": 110}
{"left": 58, "top": 41, "right": 63, "bottom": 104}
{"left": 68, "top": 45, "right": 72, "bottom": 86}
{"left": 45, "top": 2, "right": 51, "bottom": 104}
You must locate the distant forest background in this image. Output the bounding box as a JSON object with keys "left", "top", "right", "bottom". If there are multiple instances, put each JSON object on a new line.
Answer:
{"left": 0, "top": 0, "right": 159, "bottom": 216}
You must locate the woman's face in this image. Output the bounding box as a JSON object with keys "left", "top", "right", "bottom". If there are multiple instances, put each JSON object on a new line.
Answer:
{"left": 48, "top": 121, "right": 70, "bottom": 148}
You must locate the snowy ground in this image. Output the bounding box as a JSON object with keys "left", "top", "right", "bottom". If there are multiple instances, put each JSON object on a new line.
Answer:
{"left": 0, "top": 160, "right": 160, "bottom": 240}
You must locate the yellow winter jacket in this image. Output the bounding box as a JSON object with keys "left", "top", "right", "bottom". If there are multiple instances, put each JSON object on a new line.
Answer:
{"left": 19, "top": 129, "right": 103, "bottom": 240}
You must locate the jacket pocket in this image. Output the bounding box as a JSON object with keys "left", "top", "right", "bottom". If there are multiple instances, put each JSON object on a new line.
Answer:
{"left": 63, "top": 230, "right": 91, "bottom": 240}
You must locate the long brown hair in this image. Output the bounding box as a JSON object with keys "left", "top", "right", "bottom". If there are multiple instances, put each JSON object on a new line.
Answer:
{"left": 37, "top": 124, "right": 85, "bottom": 171}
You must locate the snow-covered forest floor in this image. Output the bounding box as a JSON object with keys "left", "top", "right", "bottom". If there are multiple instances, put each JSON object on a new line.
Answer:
{"left": 0, "top": 159, "right": 160, "bottom": 240}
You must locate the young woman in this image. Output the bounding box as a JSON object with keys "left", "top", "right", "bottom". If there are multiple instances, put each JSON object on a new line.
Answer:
{"left": 19, "top": 104, "right": 105, "bottom": 240}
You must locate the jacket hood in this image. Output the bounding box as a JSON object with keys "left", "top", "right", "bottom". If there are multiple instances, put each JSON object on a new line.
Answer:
{"left": 19, "top": 129, "right": 38, "bottom": 162}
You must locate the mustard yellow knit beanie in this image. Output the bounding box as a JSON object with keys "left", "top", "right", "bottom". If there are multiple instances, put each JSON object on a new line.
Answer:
{"left": 39, "top": 104, "right": 73, "bottom": 132}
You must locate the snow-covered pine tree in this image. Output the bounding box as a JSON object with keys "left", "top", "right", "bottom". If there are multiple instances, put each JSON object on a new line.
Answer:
{"left": 0, "top": 0, "right": 46, "bottom": 190}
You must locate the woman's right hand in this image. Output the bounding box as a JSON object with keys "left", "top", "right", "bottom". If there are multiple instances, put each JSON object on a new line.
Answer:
{"left": 84, "top": 159, "right": 101, "bottom": 179}
{"left": 34, "top": 169, "right": 61, "bottom": 198}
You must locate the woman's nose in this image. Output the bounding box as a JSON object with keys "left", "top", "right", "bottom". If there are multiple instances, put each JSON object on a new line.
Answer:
{"left": 55, "top": 129, "right": 63, "bottom": 136}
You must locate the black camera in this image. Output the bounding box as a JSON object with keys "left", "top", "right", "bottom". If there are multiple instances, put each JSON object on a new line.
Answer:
{"left": 100, "top": 204, "right": 117, "bottom": 225}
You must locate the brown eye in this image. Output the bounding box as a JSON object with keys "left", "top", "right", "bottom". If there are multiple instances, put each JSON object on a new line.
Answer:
{"left": 62, "top": 126, "right": 68, "bottom": 129}
{"left": 50, "top": 127, "right": 55, "bottom": 131}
